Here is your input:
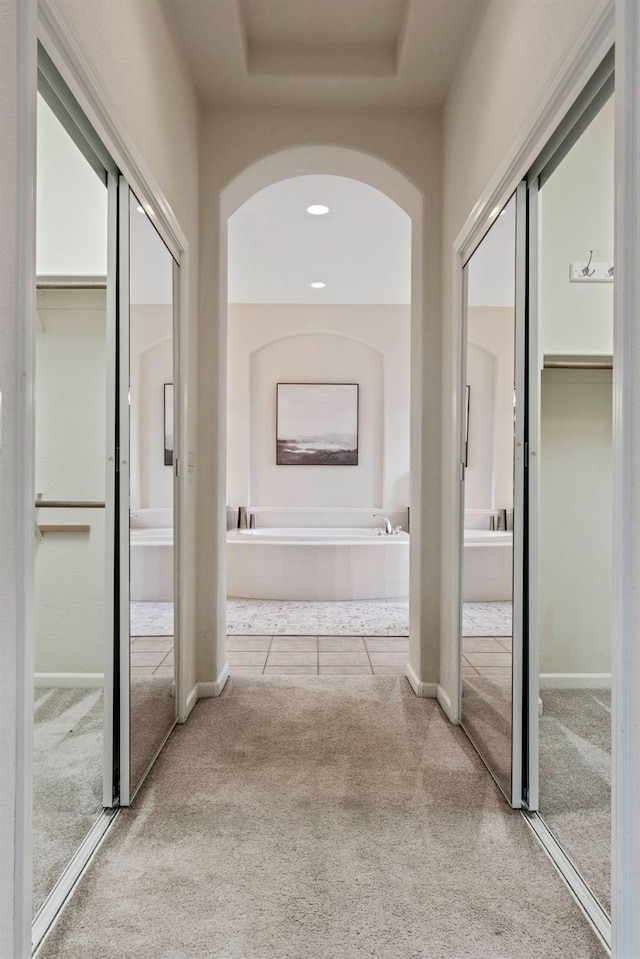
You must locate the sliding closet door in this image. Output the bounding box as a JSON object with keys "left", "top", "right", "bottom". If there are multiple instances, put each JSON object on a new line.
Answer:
{"left": 118, "top": 182, "right": 178, "bottom": 805}
{"left": 459, "top": 184, "right": 526, "bottom": 807}
{"left": 526, "top": 88, "right": 614, "bottom": 915}
{"left": 32, "top": 84, "right": 117, "bottom": 925}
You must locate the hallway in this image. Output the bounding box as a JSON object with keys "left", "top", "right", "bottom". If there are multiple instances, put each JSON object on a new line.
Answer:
{"left": 37, "top": 677, "right": 605, "bottom": 959}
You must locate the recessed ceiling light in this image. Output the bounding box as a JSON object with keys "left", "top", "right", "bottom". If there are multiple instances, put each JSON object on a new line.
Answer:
{"left": 310, "top": 282, "right": 326, "bottom": 289}
{"left": 136, "top": 204, "right": 144, "bottom": 213}
{"left": 307, "top": 204, "right": 329, "bottom": 215}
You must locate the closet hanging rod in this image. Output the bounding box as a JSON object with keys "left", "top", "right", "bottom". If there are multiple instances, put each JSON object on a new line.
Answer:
{"left": 543, "top": 354, "right": 613, "bottom": 370}
{"left": 36, "top": 275, "right": 107, "bottom": 290}
{"left": 35, "top": 500, "right": 105, "bottom": 509}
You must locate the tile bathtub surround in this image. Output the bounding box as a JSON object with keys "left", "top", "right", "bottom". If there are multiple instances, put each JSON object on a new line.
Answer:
{"left": 227, "top": 635, "right": 408, "bottom": 676}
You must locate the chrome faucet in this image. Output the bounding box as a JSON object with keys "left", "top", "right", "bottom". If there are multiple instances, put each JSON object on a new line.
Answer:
{"left": 373, "top": 512, "right": 393, "bottom": 535}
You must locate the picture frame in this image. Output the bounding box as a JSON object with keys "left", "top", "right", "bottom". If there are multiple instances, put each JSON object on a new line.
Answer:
{"left": 164, "top": 383, "right": 174, "bottom": 467}
{"left": 276, "top": 383, "right": 359, "bottom": 466}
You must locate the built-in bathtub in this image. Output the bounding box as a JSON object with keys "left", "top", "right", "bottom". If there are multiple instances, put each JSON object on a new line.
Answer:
{"left": 227, "top": 527, "right": 409, "bottom": 601}
{"left": 130, "top": 526, "right": 173, "bottom": 602}
{"left": 463, "top": 529, "right": 513, "bottom": 602}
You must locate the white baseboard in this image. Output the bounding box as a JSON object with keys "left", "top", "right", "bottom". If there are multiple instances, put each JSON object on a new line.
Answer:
{"left": 197, "top": 663, "right": 229, "bottom": 699}
{"left": 35, "top": 672, "right": 104, "bottom": 688}
{"left": 539, "top": 673, "right": 611, "bottom": 690}
{"left": 183, "top": 665, "right": 230, "bottom": 720}
{"left": 405, "top": 662, "right": 437, "bottom": 698}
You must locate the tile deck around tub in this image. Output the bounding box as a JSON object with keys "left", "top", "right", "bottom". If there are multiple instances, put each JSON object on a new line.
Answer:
{"left": 227, "top": 635, "right": 409, "bottom": 677}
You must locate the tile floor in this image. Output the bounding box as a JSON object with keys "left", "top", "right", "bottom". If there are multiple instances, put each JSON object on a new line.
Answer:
{"left": 130, "top": 636, "right": 175, "bottom": 677}
{"left": 461, "top": 635, "right": 512, "bottom": 677}
{"left": 227, "top": 634, "right": 409, "bottom": 676}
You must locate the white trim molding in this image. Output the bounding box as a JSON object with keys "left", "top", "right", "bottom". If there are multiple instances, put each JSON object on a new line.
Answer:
{"left": 183, "top": 669, "right": 231, "bottom": 721}
{"left": 405, "top": 662, "right": 437, "bottom": 699}
{"left": 613, "top": 0, "right": 640, "bottom": 954}
{"left": 197, "top": 665, "right": 230, "bottom": 700}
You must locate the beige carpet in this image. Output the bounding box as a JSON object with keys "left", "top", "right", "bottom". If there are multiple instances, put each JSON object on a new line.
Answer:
{"left": 32, "top": 688, "right": 104, "bottom": 915}
{"left": 539, "top": 689, "right": 611, "bottom": 913}
{"left": 38, "top": 677, "right": 605, "bottom": 959}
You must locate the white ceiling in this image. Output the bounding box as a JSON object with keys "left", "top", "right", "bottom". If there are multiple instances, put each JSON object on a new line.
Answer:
{"left": 227, "top": 175, "right": 411, "bottom": 304}
{"left": 164, "top": 0, "right": 486, "bottom": 108}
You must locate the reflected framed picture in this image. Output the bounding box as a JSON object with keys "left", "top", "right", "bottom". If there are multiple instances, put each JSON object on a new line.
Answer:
{"left": 276, "top": 383, "right": 359, "bottom": 466}
{"left": 164, "top": 383, "right": 174, "bottom": 467}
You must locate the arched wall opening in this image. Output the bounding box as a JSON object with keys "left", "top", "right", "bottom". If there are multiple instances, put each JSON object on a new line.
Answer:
{"left": 203, "top": 144, "right": 439, "bottom": 700}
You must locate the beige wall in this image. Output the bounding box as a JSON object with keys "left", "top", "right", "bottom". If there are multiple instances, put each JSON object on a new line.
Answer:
{"left": 35, "top": 292, "right": 107, "bottom": 678}
{"left": 540, "top": 369, "right": 612, "bottom": 681}
{"left": 57, "top": 0, "right": 201, "bottom": 694}
{"left": 198, "top": 109, "right": 442, "bottom": 685}
{"left": 439, "top": 0, "right": 608, "bottom": 704}
{"left": 540, "top": 94, "right": 614, "bottom": 356}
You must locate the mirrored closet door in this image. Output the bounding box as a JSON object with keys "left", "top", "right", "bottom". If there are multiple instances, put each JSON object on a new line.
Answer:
{"left": 459, "top": 189, "right": 525, "bottom": 806}
{"left": 33, "top": 77, "right": 116, "bottom": 920}
{"left": 33, "top": 47, "right": 182, "bottom": 948}
{"left": 526, "top": 79, "right": 614, "bottom": 919}
{"left": 118, "top": 184, "right": 179, "bottom": 803}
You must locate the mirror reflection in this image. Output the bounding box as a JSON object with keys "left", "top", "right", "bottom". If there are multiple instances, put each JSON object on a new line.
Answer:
{"left": 537, "top": 93, "right": 614, "bottom": 912}
{"left": 33, "top": 92, "right": 108, "bottom": 913}
{"left": 128, "top": 192, "right": 177, "bottom": 794}
{"left": 460, "top": 195, "right": 516, "bottom": 800}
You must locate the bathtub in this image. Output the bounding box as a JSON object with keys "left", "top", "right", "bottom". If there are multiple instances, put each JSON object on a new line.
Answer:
{"left": 463, "top": 529, "right": 513, "bottom": 602}
{"left": 130, "top": 527, "right": 173, "bottom": 602}
{"left": 227, "top": 527, "right": 409, "bottom": 601}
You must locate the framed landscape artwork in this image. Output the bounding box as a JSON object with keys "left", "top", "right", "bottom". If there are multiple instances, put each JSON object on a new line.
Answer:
{"left": 276, "top": 383, "right": 359, "bottom": 466}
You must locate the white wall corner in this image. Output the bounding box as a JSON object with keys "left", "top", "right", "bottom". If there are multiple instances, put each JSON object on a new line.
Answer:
{"left": 436, "top": 684, "right": 458, "bottom": 722}
{"left": 405, "top": 662, "right": 437, "bottom": 698}
{"left": 197, "top": 663, "right": 229, "bottom": 700}
{"left": 183, "top": 683, "right": 199, "bottom": 720}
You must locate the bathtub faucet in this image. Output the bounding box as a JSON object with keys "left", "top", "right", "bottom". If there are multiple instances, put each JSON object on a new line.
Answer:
{"left": 372, "top": 512, "right": 393, "bottom": 535}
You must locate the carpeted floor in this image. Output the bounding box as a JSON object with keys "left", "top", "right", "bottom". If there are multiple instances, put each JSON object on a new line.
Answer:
{"left": 539, "top": 689, "right": 611, "bottom": 913}
{"left": 131, "top": 599, "right": 512, "bottom": 638}
{"left": 130, "top": 676, "right": 177, "bottom": 793}
{"left": 39, "top": 677, "right": 605, "bottom": 959}
{"left": 33, "top": 688, "right": 104, "bottom": 915}
{"left": 460, "top": 673, "right": 513, "bottom": 800}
